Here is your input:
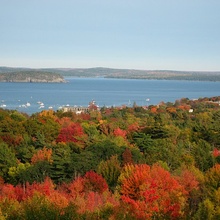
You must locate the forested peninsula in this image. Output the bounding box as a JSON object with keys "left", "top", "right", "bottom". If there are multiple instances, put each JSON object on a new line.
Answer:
{"left": 0, "top": 70, "right": 65, "bottom": 83}
{"left": 0, "top": 96, "right": 220, "bottom": 219}
{"left": 1, "top": 66, "right": 220, "bottom": 81}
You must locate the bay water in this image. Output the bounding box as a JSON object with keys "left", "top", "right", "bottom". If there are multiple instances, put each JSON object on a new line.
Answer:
{"left": 1, "top": 77, "right": 220, "bottom": 115}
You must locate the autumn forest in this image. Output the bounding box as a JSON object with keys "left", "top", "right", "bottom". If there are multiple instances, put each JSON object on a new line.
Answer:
{"left": 0, "top": 96, "right": 220, "bottom": 219}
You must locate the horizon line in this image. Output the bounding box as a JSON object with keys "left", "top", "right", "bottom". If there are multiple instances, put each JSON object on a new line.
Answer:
{"left": 1, "top": 66, "right": 220, "bottom": 73}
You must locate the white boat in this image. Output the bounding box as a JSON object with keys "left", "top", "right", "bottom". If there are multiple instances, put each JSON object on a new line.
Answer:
{"left": 37, "top": 101, "right": 44, "bottom": 106}
{"left": 20, "top": 104, "right": 27, "bottom": 108}
{"left": 26, "top": 102, "right": 31, "bottom": 107}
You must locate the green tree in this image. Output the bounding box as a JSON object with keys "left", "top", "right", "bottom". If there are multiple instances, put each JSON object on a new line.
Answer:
{"left": 97, "top": 155, "right": 121, "bottom": 191}
{"left": 191, "top": 140, "right": 213, "bottom": 172}
{"left": 0, "top": 143, "right": 17, "bottom": 180}
{"left": 70, "top": 151, "right": 97, "bottom": 177}
{"left": 49, "top": 144, "right": 72, "bottom": 183}
{"left": 86, "top": 139, "right": 122, "bottom": 162}
{"left": 144, "top": 139, "right": 183, "bottom": 170}
{"left": 132, "top": 132, "right": 153, "bottom": 153}
{"left": 9, "top": 161, "right": 51, "bottom": 185}
{"left": 195, "top": 164, "right": 220, "bottom": 219}
{"left": 24, "top": 116, "right": 59, "bottom": 147}
{"left": 8, "top": 162, "right": 31, "bottom": 185}
{"left": 195, "top": 198, "right": 220, "bottom": 220}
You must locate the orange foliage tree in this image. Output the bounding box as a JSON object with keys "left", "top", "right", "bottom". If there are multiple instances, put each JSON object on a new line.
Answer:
{"left": 31, "top": 147, "right": 53, "bottom": 164}
{"left": 113, "top": 127, "right": 127, "bottom": 139}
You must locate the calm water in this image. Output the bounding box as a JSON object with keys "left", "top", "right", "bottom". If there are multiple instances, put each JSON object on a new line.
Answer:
{"left": 1, "top": 77, "right": 220, "bottom": 114}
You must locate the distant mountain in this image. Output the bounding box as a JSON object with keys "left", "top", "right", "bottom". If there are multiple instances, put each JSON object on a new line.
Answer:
{"left": 0, "top": 69, "right": 65, "bottom": 83}
{"left": 1, "top": 66, "right": 220, "bottom": 81}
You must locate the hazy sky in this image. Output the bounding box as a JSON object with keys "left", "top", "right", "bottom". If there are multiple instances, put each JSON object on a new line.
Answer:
{"left": 0, "top": 0, "right": 220, "bottom": 70}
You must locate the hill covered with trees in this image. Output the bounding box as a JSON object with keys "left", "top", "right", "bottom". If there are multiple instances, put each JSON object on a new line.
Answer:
{"left": 50, "top": 67, "right": 220, "bottom": 81}
{"left": 1, "top": 66, "right": 220, "bottom": 81}
{"left": 0, "top": 96, "right": 220, "bottom": 219}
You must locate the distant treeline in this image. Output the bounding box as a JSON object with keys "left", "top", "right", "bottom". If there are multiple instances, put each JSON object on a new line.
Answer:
{"left": 1, "top": 66, "right": 220, "bottom": 81}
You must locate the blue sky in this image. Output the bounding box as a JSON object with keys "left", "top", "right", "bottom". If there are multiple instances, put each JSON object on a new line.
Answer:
{"left": 0, "top": 0, "right": 220, "bottom": 70}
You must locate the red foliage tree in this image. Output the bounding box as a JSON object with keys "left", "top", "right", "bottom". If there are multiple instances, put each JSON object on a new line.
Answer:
{"left": 213, "top": 148, "right": 220, "bottom": 158}
{"left": 57, "top": 171, "right": 116, "bottom": 214}
{"left": 83, "top": 171, "right": 108, "bottom": 194}
{"left": 0, "top": 177, "right": 54, "bottom": 202}
{"left": 60, "top": 171, "right": 108, "bottom": 200}
{"left": 56, "top": 122, "right": 85, "bottom": 143}
{"left": 0, "top": 184, "right": 20, "bottom": 201}
{"left": 1, "top": 134, "right": 23, "bottom": 147}
{"left": 120, "top": 164, "right": 187, "bottom": 219}
{"left": 24, "top": 177, "right": 55, "bottom": 199}
{"left": 113, "top": 128, "right": 127, "bottom": 139}
{"left": 80, "top": 113, "right": 91, "bottom": 120}
{"left": 0, "top": 174, "right": 118, "bottom": 217}
{"left": 127, "top": 122, "right": 139, "bottom": 133}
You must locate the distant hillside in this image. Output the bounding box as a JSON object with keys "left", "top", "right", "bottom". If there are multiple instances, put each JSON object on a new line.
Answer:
{"left": 38, "top": 67, "right": 220, "bottom": 81}
{"left": 0, "top": 70, "right": 65, "bottom": 83}
{"left": 1, "top": 66, "right": 220, "bottom": 81}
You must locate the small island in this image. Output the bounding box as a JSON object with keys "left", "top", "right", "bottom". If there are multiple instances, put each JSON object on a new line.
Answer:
{"left": 0, "top": 71, "right": 65, "bottom": 83}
